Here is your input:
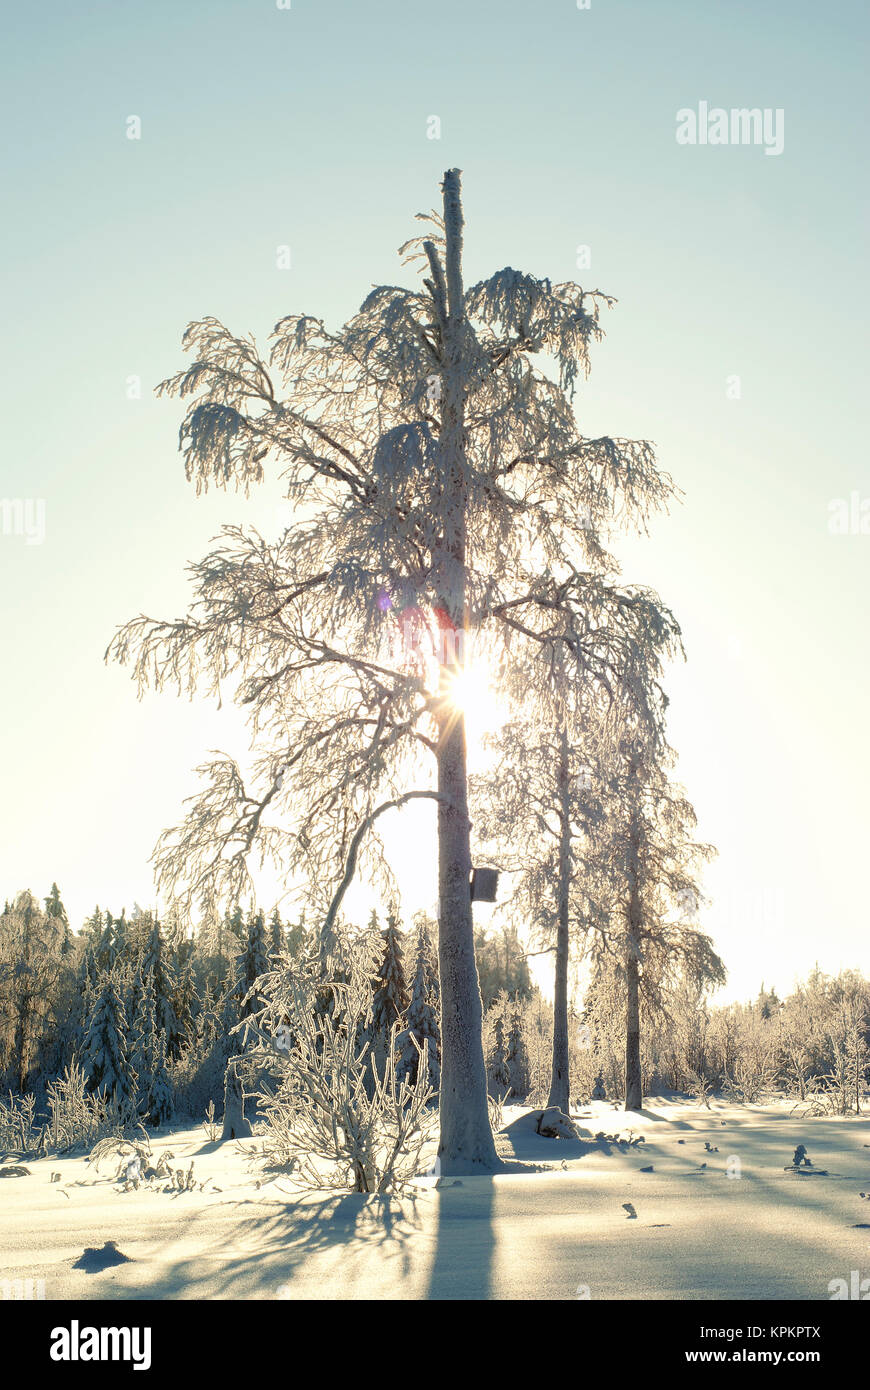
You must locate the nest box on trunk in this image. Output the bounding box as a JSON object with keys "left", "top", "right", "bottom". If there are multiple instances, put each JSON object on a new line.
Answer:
{"left": 470, "top": 867, "right": 499, "bottom": 902}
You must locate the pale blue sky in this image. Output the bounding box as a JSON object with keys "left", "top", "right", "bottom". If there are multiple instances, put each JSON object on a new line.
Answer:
{"left": 1, "top": 0, "right": 867, "bottom": 1001}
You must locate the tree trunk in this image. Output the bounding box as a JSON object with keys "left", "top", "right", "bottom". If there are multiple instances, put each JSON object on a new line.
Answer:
{"left": 547, "top": 719, "right": 571, "bottom": 1113}
{"left": 624, "top": 935, "right": 642, "bottom": 1110}
{"left": 434, "top": 168, "right": 499, "bottom": 1174}
{"left": 625, "top": 831, "right": 643, "bottom": 1110}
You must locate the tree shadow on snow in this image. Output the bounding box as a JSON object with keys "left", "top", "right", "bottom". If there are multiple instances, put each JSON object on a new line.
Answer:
{"left": 425, "top": 1177, "right": 497, "bottom": 1300}
{"left": 122, "top": 1189, "right": 427, "bottom": 1300}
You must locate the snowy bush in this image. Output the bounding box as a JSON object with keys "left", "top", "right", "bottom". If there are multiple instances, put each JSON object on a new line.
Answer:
{"left": 722, "top": 1058, "right": 779, "bottom": 1106}
{"left": 89, "top": 1126, "right": 152, "bottom": 1175}
{"left": 45, "top": 1060, "right": 139, "bottom": 1152}
{"left": 0, "top": 1092, "right": 38, "bottom": 1155}
{"left": 253, "top": 935, "right": 436, "bottom": 1192}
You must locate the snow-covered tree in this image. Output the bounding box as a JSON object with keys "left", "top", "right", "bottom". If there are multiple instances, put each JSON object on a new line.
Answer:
{"left": 268, "top": 906, "right": 285, "bottom": 959}
{"left": 109, "top": 169, "right": 675, "bottom": 1171}
{"left": 472, "top": 577, "right": 681, "bottom": 1114}
{"left": 603, "top": 732, "right": 726, "bottom": 1110}
{"left": 371, "top": 910, "right": 409, "bottom": 1043}
{"left": 236, "top": 910, "right": 270, "bottom": 1018}
{"left": 81, "top": 973, "right": 134, "bottom": 1106}
{"left": 0, "top": 891, "right": 75, "bottom": 1093}
{"left": 144, "top": 1033, "right": 174, "bottom": 1127}
{"left": 44, "top": 882, "right": 74, "bottom": 957}
{"left": 141, "top": 918, "right": 178, "bottom": 1053}
{"left": 128, "top": 964, "right": 166, "bottom": 1118}
{"left": 397, "top": 916, "right": 440, "bottom": 1090}
{"left": 172, "top": 955, "right": 199, "bottom": 1054}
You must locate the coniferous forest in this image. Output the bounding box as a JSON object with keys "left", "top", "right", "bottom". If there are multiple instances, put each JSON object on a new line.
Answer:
{"left": 3, "top": 884, "right": 867, "bottom": 1161}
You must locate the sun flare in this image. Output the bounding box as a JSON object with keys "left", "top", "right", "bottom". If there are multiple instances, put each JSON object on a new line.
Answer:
{"left": 446, "top": 665, "right": 495, "bottom": 730}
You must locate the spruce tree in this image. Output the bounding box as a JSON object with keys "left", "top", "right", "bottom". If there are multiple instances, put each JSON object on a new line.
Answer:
{"left": 82, "top": 906, "right": 103, "bottom": 950}
{"left": 82, "top": 974, "right": 133, "bottom": 1105}
{"left": 505, "top": 1007, "right": 528, "bottom": 1099}
{"left": 286, "top": 911, "right": 308, "bottom": 960}
{"left": 236, "top": 910, "right": 270, "bottom": 1018}
{"left": 129, "top": 967, "right": 157, "bottom": 1111}
{"left": 111, "top": 910, "right": 131, "bottom": 964}
{"left": 268, "top": 906, "right": 285, "bottom": 958}
{"left": 141, "top": 919, "right": 178, "bottom": 1053}
{"left": 173, "top": 956, "right": 199, "bottom": 1053}
{"left": 398, "top": 918, "right": 441, "bottom": 1090}
{"left": 44, "top": 882, "right": 74, "bottom": 955}
{"left": 370, "top": 910, "right": 409, "bottom": 1079}
{"left": 144, "top": 1033, "right": 174, "bottom": 1127}
{"left": 95, "top": 911, "right": 118, "bottom": 973}
{"left": 488, "top": 1006, "right": 510, "bottom": 1096}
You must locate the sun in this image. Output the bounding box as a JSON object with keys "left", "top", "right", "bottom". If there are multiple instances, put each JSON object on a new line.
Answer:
{"left": 446, "top": 665, "right": 495, "bottom": 730}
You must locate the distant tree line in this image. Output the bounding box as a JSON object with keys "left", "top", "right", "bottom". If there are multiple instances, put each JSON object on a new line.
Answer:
{"left": 0, "top": 885, "right": 442, "bottom": 1137}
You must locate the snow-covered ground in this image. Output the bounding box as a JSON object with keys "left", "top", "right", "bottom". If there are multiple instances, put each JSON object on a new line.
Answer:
{"left": 2, "top": 1098, "right": 869, "bottom": 1300}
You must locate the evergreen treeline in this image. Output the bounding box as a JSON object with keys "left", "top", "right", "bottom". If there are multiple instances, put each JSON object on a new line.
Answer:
{"left": 3, "top": 883, "right": 867, "bottom": 1149}
{"left": 0, "top": 886, "right": 443, "bottom": 1141}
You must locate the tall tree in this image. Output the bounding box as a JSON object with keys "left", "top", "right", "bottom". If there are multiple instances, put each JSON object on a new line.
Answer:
{"left": 472, "top": 578, "right": 682, "bottom": 1114}
{"left": 603, "top": 734, "right": 725, "bottom": 1110}
{"left": 145, "top": 1034, "right": 174, "bottom": 1127}
{"left": 129, "top": 965, "right": 157, "bottom": 1109}
{"left": 109, "top": 170, "right": 673, "bottom": 1171}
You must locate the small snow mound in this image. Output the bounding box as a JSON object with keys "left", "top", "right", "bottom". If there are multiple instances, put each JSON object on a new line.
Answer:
{"left": 536, "top": 1107, "right": 581, "bottom": 1140}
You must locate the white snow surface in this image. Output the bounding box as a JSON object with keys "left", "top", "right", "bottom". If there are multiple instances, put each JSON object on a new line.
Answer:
{"left": 2, "top": 1098, "right": 869, "bottom": 1300}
